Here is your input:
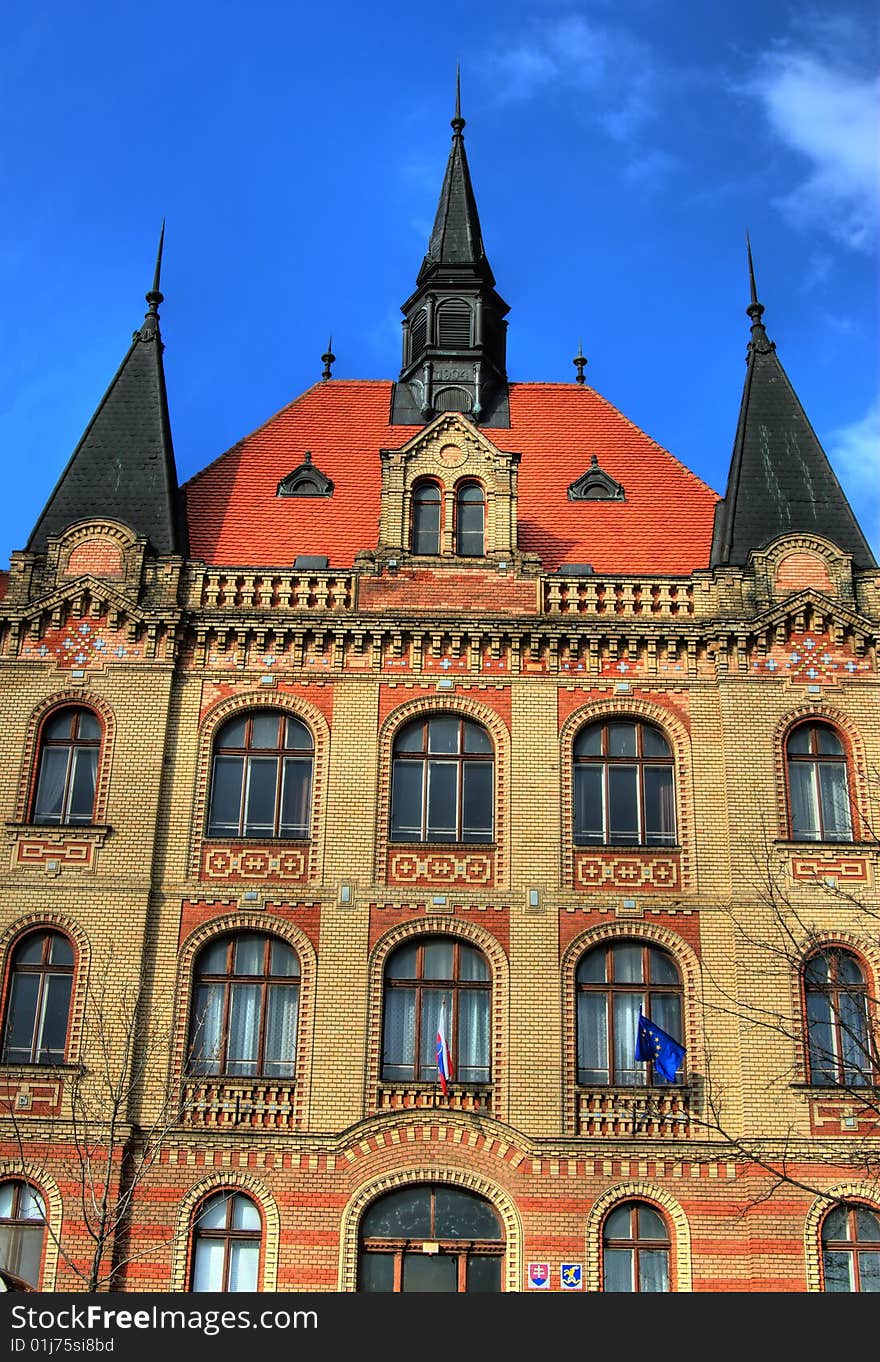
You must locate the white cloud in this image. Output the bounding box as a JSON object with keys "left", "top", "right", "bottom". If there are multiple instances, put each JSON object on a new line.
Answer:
{"left": 827, "top": 399, "right": 880, "bottom": 550}
{"left": 747, "top": 50, "right": 880, "bottom": 250}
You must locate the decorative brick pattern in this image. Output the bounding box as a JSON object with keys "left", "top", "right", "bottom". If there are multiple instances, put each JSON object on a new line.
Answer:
{"left": 201, "top": 844, "right": 309, "bottom": 883}
{"left": 574, "top": 852, "right": 680, "bottom": 891}
{"left": 791, "top": 854, "right": 870, "bottom": 885}
{"left": 388, "top": 848, "right": 494, "bottom": 887}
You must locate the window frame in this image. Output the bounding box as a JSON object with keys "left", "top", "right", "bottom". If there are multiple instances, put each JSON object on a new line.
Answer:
{"left": 189, "top": 1190, "right": 263, "bottom": 1293}
{"left": 601, "top": 1200, "right": 671, "bottom": 1293}
{"left": 410, "top": 480, "right": 442, "bottom": 555}
{"left": 0, "top": 1179, "right": 47, "bottom": 1290}
{"left": 454, "top": 481, "right": 485, "bottom": 558}
{"left": 389, "top": 714, "right": 494, "bottom": 845}
{"left": 785, "top": 720, "right": 854, "bottom": 842}
{"left": 573, "top": 719, "right": 676, "bottom": 848}
{"left": 29, "top": 706, "right": 102, "bottom": 827}
{"left": 821, "top": 1202, "right": 880, "bottom": 1292}
{"left": 206, "top": 710, "right": 314, "bottom": 841}
{"left": 803, "top": 948, "right": 875, "bottom": 1088}
{"left": 358, "top": 1184, "right": 503, "bottom": 1293}
{"left": 576, "top": 939, "right": 685, "bottom": 1087}
{"left": 186, "top": 932, "right": 301, "bottom": 1080}
{"left": 1, "top": 930, "right": 75, "bottom": 1067}
{"left": 381, "top": 936, "right": 491, "bottom": 1086}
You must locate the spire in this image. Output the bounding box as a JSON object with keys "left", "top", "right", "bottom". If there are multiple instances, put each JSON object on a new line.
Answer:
{"left": 391, "top": 74, "right": 510, "bottom": 427}
{"left": 27, "top": 229, "right": 185, "bottom": 556}
{"left": 573, "top": 341, "right": 587, "bottom": 385}
{"left": 321, "top": 336, "right": 335, "bottom": 381}
{"left": 710, "top": 242, "right": 876, "bottom": 570}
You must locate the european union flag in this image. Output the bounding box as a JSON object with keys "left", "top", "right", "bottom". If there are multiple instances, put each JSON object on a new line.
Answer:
{"left": 634, "top": 1010, "right": 685, "bottom": 1083}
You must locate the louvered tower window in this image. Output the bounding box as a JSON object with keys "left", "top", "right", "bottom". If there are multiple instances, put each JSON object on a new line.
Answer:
{"left": 437, "top": 299, "right": 472, "bottom": 348}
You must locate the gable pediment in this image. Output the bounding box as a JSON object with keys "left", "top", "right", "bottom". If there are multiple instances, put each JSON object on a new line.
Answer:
{"left": 381, "top": 411, "right": 520, "bottom": 479}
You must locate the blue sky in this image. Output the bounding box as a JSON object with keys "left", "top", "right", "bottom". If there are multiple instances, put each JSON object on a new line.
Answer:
{"left": 1, "top": 0, "right": 877, "bottom": 568}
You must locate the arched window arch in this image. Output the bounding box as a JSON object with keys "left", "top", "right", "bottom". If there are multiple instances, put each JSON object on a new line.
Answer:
{"left": 0, "top": 1181, "right": 47, "bottom": 1289}
{"left": 436, "top": 298, "right": 473, "bottom": 349}
{"left": 573, "top": 718, "right": 675, "bottom": 846}
{"left": 577, "top": 940, "right": 684, "bottom": 1086}
{"left": 30, "top": 707, "right": 101, "bottom": 826}
{"left": 1, "top": 930, "right": 74, "bottom": 1066}
{"left": 207, "top": 711, "right": 313, "bottom": 839}
{"left": 602, "top": 1201, "right": 671, "bottom": 1292}
{"left": 382, "top": 936, "right": 491, "bottom": 1085}
{"left": 786, "top": 721, "right": 853, "bottom": 841}
{"left": 411, "top": 481, "right": 442, "bottom": 555}
{"left": 359, "top": 1183, "right": 503, "bottom": 1292}
{"left": 455, "top": 482, "right": 484, "bottom": 557}
{"left": 186, "top": 932, "right": 300, "bottom": 1078}
{"left": 804, "top": 948, "right": 874, "bottom": 1087}
{"left": 190, "top": 1190, "right": 262, "bottom": 1292}
{"left": 390, "top": 713, "right": 493, "bottom": 844}
{"left": 821, "top": 1203, "right": 880, "bottom": 1291}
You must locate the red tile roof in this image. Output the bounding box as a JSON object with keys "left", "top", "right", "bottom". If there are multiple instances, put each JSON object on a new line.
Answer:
{"left": 182, "top": 380, "right": 719, "bottom": 574}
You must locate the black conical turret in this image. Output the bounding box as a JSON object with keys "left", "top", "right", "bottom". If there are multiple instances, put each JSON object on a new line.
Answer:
{"left": 710, "top": 240, "right": 876, "bottom": 571}
{"left": 27, "top": 224, "right": 185, "bottom": 556}
{"left": 391, "top": 72, "right": 510, "bottom": 427}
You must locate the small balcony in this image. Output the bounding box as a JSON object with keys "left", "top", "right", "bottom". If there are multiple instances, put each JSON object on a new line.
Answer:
{"left": 376, "top": 1082, "right": 493, "bottom": 1116}
{"left": 576, "top": 1085, "right": 692, "bottom": 1137}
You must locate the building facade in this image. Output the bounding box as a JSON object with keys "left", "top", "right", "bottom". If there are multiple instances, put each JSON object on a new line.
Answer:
{"left": 0, "top": 101, "right": 878, "bottom": 1294}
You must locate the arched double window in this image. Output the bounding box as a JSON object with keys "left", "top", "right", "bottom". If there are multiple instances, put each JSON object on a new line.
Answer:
{"left": 804, "top": 949, "right": 874, "bottom": 1087}
{"left": 187, "top": 933, "right": 300, "bottom": 1079}
{"left": 359, "top": 1184, "right": 503, "bottom": 1292}
{"left": 455, "top": 482, "right": 484, "bottom": 557}
{"left": 207, "top": 711, "right": 313, "bottom": 839}
{"left": 0, "top": 1181, "right": 47, "bottom": 1289}
{"left": 1, "top": 930, "right": 74, "bottom": 1066}
{"left": 390, "top": 714, "right": 493, "bottom": 844}
{"left": 602, "top": 1201, "right": 671, "bottom": 1292}
{"left": 190, "top": 1191, "right": 262, "bottom": 1292}
{"left": 382, "top": 937, "right": 490, "bottom": 1084}
{"left": 821, "top": 1204, "right": 880, "bottom": 1292}
{"left": 573, "top": 719, "right": 675, "bottom": 846}
{"left": 577, "top": 940, "right": 684, "bottom": 1086}
{"left": 31, "top": 707, "right": 101, "bottom": 826}
{"left": 411, "top": 482, "right": 441, "bottom": 555}
{"left": 786, "top": 722, "right": 853, "bottom": 841}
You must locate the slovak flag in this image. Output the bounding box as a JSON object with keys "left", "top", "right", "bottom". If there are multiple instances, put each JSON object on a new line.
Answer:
{"left": 436, "top": 998, "right": 454, "bottom": 1095}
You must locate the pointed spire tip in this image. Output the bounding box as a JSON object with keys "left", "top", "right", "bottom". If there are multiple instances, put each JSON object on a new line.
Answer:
{"left": 451, "top": 64, "right": 465, "bottom": 135}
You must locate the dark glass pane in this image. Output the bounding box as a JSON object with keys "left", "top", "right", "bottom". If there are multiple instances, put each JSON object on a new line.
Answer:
{"left": 390, "top": 761, "right": 423, "bottom": 840}
{"left": 641, "top": 726, "right": 671, "bottom": 757}
{"left": 815, "top": 725, "right": 844, "bottom": 756}
{"left": 422, "top": 940, "right": 454, "bottom": 981}
{"left": 804, "top": 954, "right": 830, "bottom": 985}
{"left": 231, "top": 1195, "right": 261, "bottom": 1232}
{"left": 243, "top": 758, "right": 278, "bottom": 834}
{"left": 361, "top": 1187, "right": 432, "bottom": 1239}
{"left": 427, "top": 717, "right": 459, "bottom": 754}
{"left": 787, "top": 726, "right": 812, "bottom": 754}
{"left": 403, "top": 1252, "right": 457, "bottom": 1292}
{"left": 264, "top": 985, "right": 298, "bottom": 1076}
{"left": 386, "top": 943, "right": 418, "bottom": 980}
{"left": 33, "top": 748, "right": 68, "bottom": 822}
{"left": 856, "top": 1209, "right": 880, "bottom": 1242}
{"left": 836, "top": 953, "right": 864, "bottom": 986}
{"left": 394, "top": 721, "right": 424, "bottom": 754}
{"left": 574, "top": 724, "right": 602, "bottom": 757}
{"left": 2, "top": 975, "right": 39, "bottom": 1061}
{"left": 15, "top": 935, "right": 47, "bottom": 967}
{"left": 577, "top": 947, "right": 607, "bottom": 985}
{"left": 456, "top": 990, "right": 490, "bottom": 1082}
{"left": 462, "top": 722, "right": 491, "bottom": 754}
{"left": 819, "top": 763, "right": 852, "bottom": 839}
{"left": 461, "top": 763, "right": 492, "bottom": 841}
{"left": 197, "top": 939, "right": 229, "bottom": 976}
{"left": 649, "top": 949, "right": 678, "bottom": 985}
{"left": 426, "top": 761, "right": 457, "bottom": 838}
{"left": 216, "top": 716, "right": 247, "bottom": 748}
{"left": 608, "top": 765, "right": 639, "bottom": 842}
{"left": 269, "top": 941, "right": 299, "bottom": 977}
{"left": 43, "top": 711, "right": 75, "bottom": 740}
{"left": 283, "top": 718, "right": 313, "bottom": 751}
{"left": 859, "top": 1252, "right": 880, "bottom": 1291}
{"left": 227, "top": 982, "right": 262, "bottom": 1072}
{"left": 47, "top": 935, "right": 73, "bottom": 968}
{"left": 604, "top": 1206, "right": 633, "bottom": 1239}
{"left": 639, "top": 1249, "right": 669, "bottom": 1292}
{"left": 612, "top": 943, "right": 644, "bottom": 983}
{"left": 208, "top": 757, "right": 244, "bottom": 834}
{"left": 412, "top": 492, "right": 441, "bottom": 555}
{"left": 381, "top": 987, "right": 415, "bottom": 1079}
{"left": 280, "top": 758, "right": 311, "bottom": 836}
{"left": 822, "top": 1206, "right": 849, "bottom": 1242}
{"left": 573, "top": 765, "right": 604, "bottom": 843}
{"left": 467, "top": 1256, "right": 501, "bottom": 1292}
{"left": 643, "top": 766, "right": 675, "bottom": 844}
{"left": 458, "top": 945, "right": 489, "bottom": 982}
{"left": 187, "top": 984, "right": 223, "bottom": 1074}
{"left": 233, "top": 935, "right": 265, "bottom": 975}
{"left": 250, "top": 713, "right": 282, "bottom": 749}
{"left": 434, "top": 1188, "right": 501, "bottom": 1240}
{"left": 823, "top": 1251, "right": 852, "bottom": 1291}
{"left": 613, "top": 992, "right": 643, "bottom": 1084}
{"left": 66, "top": 748, "right": 97, "bottom": 822}
{"left": 359, "top": 1253, "right": 395, "bottom": 1292}
{"left": 76, "top": 712, "right": 101, "bottom": 741}
{"left": 807, "top": 993, "right": 836, "bottom": 1083}
{"left": 577, "top": 991, "right": 608, "bottom": 1084}
{"left": 38, "top": 974, "right": 72, "bottom": 1060}
{"left": 607, "top": 722, "right": 637, "bottom": 758}
{"left": 604, "top": 1247, "right": 633, "bottom": 1292}
{"left": 418, "top": 989, "right": 449, "bottom": 1079}
{"left": 789, "top": 764, "right": 820, "bottom": 839}
{"left": 0, "top": 1224, "right": 44, "bottom": 1287}
{"left": 637, "top": 1206, "right": 667, "bottom": 1240}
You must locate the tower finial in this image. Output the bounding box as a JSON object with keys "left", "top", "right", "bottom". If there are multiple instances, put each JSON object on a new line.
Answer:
{"left": 321, "top": 336, "right": 336, "bottom": 381}
{"left": 745, "top": 231, "right": 764, "bottom": 324}
{"left": 451, "top": 64, "right": 465, "bottom": 136}
{"left": 573, "top": 340, "right": 587, "bottom": 385}
{"left": 146, "top": 218, "right": 165, "bottom": 316}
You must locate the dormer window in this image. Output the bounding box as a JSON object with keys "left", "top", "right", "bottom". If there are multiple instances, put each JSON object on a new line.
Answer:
{"left": 411, "top": 482, "right": 442, "bottom": 555}
{"left": 455, "top": 482, "right": 485, "bottom": 556}
{"left": 277, "top": 452, "right": 334, "bottom": 498}
{"left": 568, "top": 455, "right": 625, "bottom": 502}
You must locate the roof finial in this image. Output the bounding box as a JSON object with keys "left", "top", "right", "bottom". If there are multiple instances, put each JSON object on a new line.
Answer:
{"left": 573, "top": 340, "right": 587, "bottom": 385}
{"left": 146, "top": 218, "right": 165, "bottom": 316}
{"left": 745, "top": 231, "right": 764, "bottom": 325}
{"left": 321, "top": 336, "right": 335, "bottom": 381}
{"left": 451, "top": 64, "right": 465, "bottom": 137}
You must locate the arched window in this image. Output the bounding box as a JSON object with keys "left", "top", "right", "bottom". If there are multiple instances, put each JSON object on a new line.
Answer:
{"left": 390, "top": 714, "right": 493, "bottom": 844}
{"left": 436, "top": 299, "right": 473, "bottom": 348}
{"left": 187, "top": 933, "right": 300, "bottom": 1078}
{"left": 786, "top": 722, "right": 853, "bottom": 841}
{"left": 207, "top": 712, "right": 313, "bottom": 839}
{"left": 804, "top": 949, "right": 874, "bottom": 1086}
{"left": 1, "top": 931, "right": 74, "bottom": 1066}
{"left": 411, "top": 482, "right": 441, "bottom": 555}
{"left": 0, "top": 1182, "right": 47, "bottom": 1289}
{"left": 382, "top": 937, "right": 490, "bottom": 1084}
{"left": 455, "top": 482, "right": 484, "bottom": 557}
{"left": 573, "top": 719, "right": 675, "bottom": 846}
{"left": 602, "top": 1201, "right": 670, "bottom": 1292}
{"left": 577, "top": 940, "right": 683, "bottom": 1086}
{"left": 359, "top": 1184, "right": 503, "bottom": 1292}
{"left": 821, "top": 1204, "right": 880, "bottom": 1292}
{"left": 31, "top": 707, "right": 100, "bottom": 825}
{"left": 190, "top": 1191, "right": 262, "bottom": 1292}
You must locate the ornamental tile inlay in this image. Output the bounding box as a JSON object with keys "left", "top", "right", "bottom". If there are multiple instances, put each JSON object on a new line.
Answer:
{"left": 791, "top": 855, "right": 870, "bottom": 885}
{"left": 388, "top": 849, "right": 495, "bottom": 887}
{"left": 21, "top": 617, "right": 143, "bottom": 668}
{"left": 750, "top": 632, "right": 872, "bottom": 685}
{"left": 201, "top": 846, "right": 309, "bottom": 883}
{"left": 575, "top": 852, "right": 680, "bottom": 891}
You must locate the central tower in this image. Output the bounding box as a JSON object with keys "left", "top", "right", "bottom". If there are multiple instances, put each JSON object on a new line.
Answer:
{"left": 390, "top": 76, "right": 510, "bottom": 427}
